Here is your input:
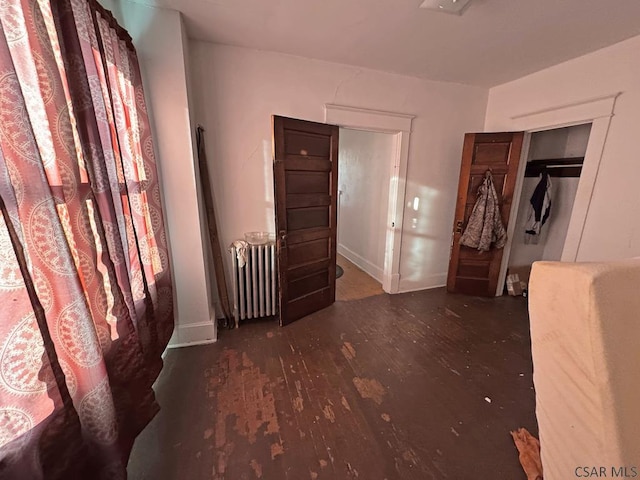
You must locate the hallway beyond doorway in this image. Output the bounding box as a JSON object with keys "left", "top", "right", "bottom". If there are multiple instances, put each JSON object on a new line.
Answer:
{"left": 336, "top": 254, "right": 384, "bottom": 302}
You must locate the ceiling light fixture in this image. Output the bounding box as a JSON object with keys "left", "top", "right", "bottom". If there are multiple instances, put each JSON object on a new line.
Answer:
{"left": 420, "top": 0, "right": 473, "bottom": 15}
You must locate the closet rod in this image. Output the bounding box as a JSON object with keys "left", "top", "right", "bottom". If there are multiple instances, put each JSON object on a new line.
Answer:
{"left": 544, "top": 164, "right": 583, "bottom": 168}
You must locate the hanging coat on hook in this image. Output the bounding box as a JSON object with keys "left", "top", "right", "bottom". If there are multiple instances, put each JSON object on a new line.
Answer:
{"left": 459, "top": 171, "right": 507, "bottom": 252}
{"left": 525, "top": 171, "right": 552, "bottom": 243}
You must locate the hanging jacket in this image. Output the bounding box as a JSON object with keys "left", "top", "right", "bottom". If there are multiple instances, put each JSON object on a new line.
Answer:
{"left": 459, "top": 171, "right": 507, "bottom": 252}
{"left": 525, "top": 172, "right": 552, "bottom": 237}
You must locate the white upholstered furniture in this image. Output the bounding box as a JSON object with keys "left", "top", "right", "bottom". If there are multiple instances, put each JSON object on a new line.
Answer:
{"left": 528, "top": 259, "right": 640, "bottom": 479}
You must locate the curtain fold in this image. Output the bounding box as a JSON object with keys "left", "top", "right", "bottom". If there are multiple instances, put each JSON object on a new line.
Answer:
{"left": 0, "top": 1, "right": 173, "bottom": 478}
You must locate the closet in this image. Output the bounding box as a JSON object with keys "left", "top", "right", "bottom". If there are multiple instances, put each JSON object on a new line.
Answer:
{"left": 506, "top": 123, "right": 592, "bottom": 289}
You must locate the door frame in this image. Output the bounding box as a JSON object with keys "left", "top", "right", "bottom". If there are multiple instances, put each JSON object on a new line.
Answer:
{"left": 495, "top": 93, "right": 621, "bottom": 295}
{"left": 324, "top": 104, "right": 414, "bottom": 294}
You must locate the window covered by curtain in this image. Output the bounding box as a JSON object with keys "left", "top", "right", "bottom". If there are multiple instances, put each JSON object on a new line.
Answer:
{"left": 0, "top": 0, "right": 173, "bottom": 477}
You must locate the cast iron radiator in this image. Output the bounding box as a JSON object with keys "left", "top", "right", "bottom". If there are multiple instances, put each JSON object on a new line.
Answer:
{"left": 230, "top": 242, "right": 278, "bottom": 327}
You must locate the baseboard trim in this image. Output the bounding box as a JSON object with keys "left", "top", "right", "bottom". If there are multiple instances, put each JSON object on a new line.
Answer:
{"left": 398, "top": 272, "right": 447, "bottom": 294}
{"left": 168, "top": 337, "right": 217, "bottom": 348}
{"left": 337, "top": 244, "right": 384, "bottom": 283}
{"left": 167, "top": 319, "right": 217, "bottom": 349}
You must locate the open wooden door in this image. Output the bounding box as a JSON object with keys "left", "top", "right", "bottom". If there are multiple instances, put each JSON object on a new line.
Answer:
{"left": 447, "top": 132, "right": 524, "bottom": 296}
{"left": 273, "top": 116, "right": 339, "bottom": 326}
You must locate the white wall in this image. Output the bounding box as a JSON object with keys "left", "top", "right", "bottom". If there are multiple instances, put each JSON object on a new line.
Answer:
{"left": 337, "top": 128, "right": 394, "bottom": 282}
{"left": 117, "top": 1, "right": 215, "bottom": 346}
{"left": 181, "top": 14, "right": 221, "bottom": 319}
{"left": 486, "top": 35, "right": 640, "bottom": 262}
{"left": 190, "top": 42, "right": 488, "bottom": 292}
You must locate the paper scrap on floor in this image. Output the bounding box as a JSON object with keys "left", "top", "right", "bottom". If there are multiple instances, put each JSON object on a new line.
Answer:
{"left": 511, "top": 427, "right": 543, "bottom": 480}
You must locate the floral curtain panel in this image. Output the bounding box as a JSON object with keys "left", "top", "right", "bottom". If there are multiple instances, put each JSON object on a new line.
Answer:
{"left": 0, "top": 0, "right": 173, "bottom": 478}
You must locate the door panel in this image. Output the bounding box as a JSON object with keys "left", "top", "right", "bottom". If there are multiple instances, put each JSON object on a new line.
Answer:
{"left": 286, "top": 206, "right": 329, "bottom": 231}
{"left": 457, "top": 261, "right": 490, "bottom": 279}
{"left": 286, "top": 193, "right": 331, "bottom": 209}
{"left": 474, "top": 142, "right": 513, "bottom": 165}
{"left": 284, "top": 158, "right": 331, "bottom": 172}
{"left": 285, "top": 171, "right": 329, "bottom": 193}
{"left": 273, "top": 116, "right": 339, "bottom": 325}
{"left": 288, "top": 238, "right": 329, "bottom": 266}
{"left": 447, "top": 132, "right": 524, "bottom": 296}
{"left": 289, "top": 259, "right": 330, "bottom": 279}
{"left": 288, "top": 271, "right": 330, "bottom": 300}
{"left": 284, "top": 131, "right": 331, "bottom": 157}
{"left": 286, "top": 289, "right": 333, "bottom": 323}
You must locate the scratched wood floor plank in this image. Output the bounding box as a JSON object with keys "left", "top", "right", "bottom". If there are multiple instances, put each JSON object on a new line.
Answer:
{"left": 128, "top": 287, "right": 536, "bottom": 480}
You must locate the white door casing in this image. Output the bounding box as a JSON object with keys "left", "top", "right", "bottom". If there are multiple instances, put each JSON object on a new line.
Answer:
{"left": 495, "top": 93, "right": 620, "bottom": 295}
{"left": 325, "top": 104, "right": 414, "bottom": 294}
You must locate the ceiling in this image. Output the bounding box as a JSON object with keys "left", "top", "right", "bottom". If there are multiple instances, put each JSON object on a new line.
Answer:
{"left": 129, "top": 0, "right": 640, "bottom": 87}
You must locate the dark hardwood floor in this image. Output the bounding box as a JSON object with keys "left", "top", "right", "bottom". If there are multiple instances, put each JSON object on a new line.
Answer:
{"left": 128, "top": 288, "right": 536, "bottom": 480}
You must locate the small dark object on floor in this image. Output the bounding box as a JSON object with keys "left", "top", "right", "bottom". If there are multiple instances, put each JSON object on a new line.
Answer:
{"left": 336, "top": 265, "right": 344, "bottom": 279}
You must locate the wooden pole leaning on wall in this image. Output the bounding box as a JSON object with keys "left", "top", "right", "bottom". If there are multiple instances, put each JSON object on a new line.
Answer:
{"left": 196, "top": 126, "right": 233, "bottom": 328}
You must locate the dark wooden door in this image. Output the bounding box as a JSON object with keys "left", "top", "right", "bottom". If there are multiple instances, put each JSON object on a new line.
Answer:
{"left": 447, "top": 132, "right": 524, "bottom": 296}
{"left": 273, "top": 116, "right": 339, "bottom": 326}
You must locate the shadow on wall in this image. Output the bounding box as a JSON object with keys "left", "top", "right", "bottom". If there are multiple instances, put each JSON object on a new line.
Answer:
{"left": 98, "top": 0, "right": 124, "bottom": 22}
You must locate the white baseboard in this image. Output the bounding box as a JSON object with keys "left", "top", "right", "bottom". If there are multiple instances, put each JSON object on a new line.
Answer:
{"left": 337, "top": 244, "right": 384, "bottom": 283}
{"left": 398, "top": 272, "right": 447, "bottom": 294}
{"left": 167, "top": 318, "right": 217, "bottom": 349}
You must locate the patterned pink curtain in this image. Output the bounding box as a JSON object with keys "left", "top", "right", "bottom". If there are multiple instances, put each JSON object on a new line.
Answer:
{"left": 0, "top": 0, "right": 173, "bottom": 478}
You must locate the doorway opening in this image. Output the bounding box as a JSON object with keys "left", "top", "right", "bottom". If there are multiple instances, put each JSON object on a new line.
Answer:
{"left": 324, "top": 104, "right": 415, "bottom": 294}
{"left": 504, "top": 123, "right": 592, "bottom": 293}
{"left": 336, "top": 128, "right": 393, "bottom": 301}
